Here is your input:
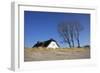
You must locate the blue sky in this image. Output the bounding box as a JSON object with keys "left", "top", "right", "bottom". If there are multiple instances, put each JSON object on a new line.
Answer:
{"left": 24, "top": 11, "right": 90, "bottom": 48}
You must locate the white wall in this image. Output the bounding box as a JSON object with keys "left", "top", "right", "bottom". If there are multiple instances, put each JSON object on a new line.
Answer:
{"left": 47, "top": 41, "right": 59, "bottom": 49}
{"left": 0, "top": 0, "right": 100, "bottom": 73}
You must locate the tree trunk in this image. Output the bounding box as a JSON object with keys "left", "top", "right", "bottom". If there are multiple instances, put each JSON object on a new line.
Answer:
{"left": 77, "top": 39, "right": 80, "bottom": 48}
{"left": 71, "top": 39, "right": 74, "bottom": 48}
{"left": 68, "top": 41, "right": 72, "bottom": 48}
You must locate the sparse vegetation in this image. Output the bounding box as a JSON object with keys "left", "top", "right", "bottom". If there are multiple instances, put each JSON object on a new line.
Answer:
{"left": 83, "top": 45, "right": 90, "bottom": 48}
{"left": 24, "top": 48, "right": 90, "bottom": 61}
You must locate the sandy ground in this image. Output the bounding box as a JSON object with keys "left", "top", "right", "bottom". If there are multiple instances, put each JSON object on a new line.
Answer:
{"left": 24, "top": 48, "right": 90, "bottom": 62}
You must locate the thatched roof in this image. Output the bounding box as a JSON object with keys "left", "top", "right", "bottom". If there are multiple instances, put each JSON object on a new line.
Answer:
{"left": 32, "top": 39, "right": 59, "bottom": 48}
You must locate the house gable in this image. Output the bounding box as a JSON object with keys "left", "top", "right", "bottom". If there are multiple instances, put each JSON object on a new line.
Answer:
{"left": 47, "top": 41, "right": 59, "bottom": 49}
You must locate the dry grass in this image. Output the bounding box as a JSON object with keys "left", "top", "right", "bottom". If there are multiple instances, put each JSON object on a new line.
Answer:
{"left": 24, "top": 48, "right": 90, "bottom": 62}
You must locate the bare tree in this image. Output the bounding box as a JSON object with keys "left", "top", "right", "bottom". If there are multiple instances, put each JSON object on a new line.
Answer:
{"left": 69, "top": 23, "right": 75, "bottom": 47}
{"left": 58, "top": 22, "right": 72, "bottom": 48}
{"left": 58, "top": 21, "right": 83, "bottom": 48}
{"left": 74, "top": 22, "right": 83, "bottom": 48}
